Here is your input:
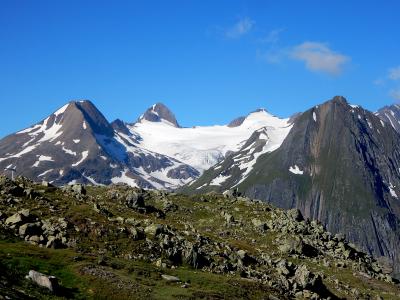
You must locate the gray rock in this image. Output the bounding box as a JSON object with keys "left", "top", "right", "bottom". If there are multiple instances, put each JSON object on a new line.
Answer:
{"left": 294, "top": 265, "right": 321, "bottom": 289}
{"left": 287, "top": 209, "right": 303, "bottom": 222}
{"left": 26, "top": 270, "right": 58, "bottom": 292}
{"left": 19, "top": 222, "right": 42, "bottom": 237}
{"left": 161, "top": 274, "right": 181, "bottom": 282}
{"left": 71, "top": 184, "right": 86, "bottom": 195}
{"left": 5, "top": 210, "right": 30, "bottom": 226}
{"left": 144, "top": 224, "right": 163, "bottom": 238}
{"left": 129, "top": 227, "right": 144, "bottom": 241}
{"left": 126, "top": 191, "right": 145, "bottom": 209}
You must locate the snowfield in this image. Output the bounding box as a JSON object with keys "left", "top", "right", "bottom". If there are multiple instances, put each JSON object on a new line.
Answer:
{"left": 129, "top": 109, "right": 292, "bottom": 173}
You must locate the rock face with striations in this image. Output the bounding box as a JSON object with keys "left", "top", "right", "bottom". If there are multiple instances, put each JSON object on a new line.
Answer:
{"left": 185, "top": 96, "right": 400, "bottom": 278}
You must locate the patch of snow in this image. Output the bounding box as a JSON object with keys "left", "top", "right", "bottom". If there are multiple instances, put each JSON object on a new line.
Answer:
{"left": 72, "top": 151, "right": 89, "bottom": 167}
{"left": 385, "top": 113, "right": 396, "bottom": 128}
{"left": 36, "top": 118, "right": 63, "bottom": 143}
{"left": 83, "top": 121, "right": 87, "bottom": 130}
{"left": 100, "top": 155, "right": 107, "bottom": 160}
{"left": 59, "top": 169, "right": 64, "bottom": 175}
{"left": 62, "top": 147, "right": 77, "bottom": 156}
{"left": 16, "top": 124, "right": 42, "bottom": 135}
{"left": 289, "top": 165, "right": 304, "bottom": 175}
{"left": 350, "top": 104, "right": 359, "bottom": 108}
{"left": 232, "top": 123, "right": 293, "bottom": 186}
{"left": 210, "top": 174, "right": 230, "bottom": 186}
{"left": 38, "top": 169, "right": 53, "bottom": 177}
{"left": 33, "top": 155, "right": 54, "bottom": 167}
{"left": 380, "top": 120, "right": 385, "bottom": 127}
{"left": 54, "top": 103, "right": 69, "bottom": 116}
{"left": 196, "top": 183, "right": 208, "bottom": 190}
{"left": 83, "top": 174, "right": 104, "bottom": 186}
{"left": 389, "top": 182, "right": 398, "bottom": 198}
{"left": 313, "top": 111, "right": 317, "bottom": 122}
{"left": 111, "top": 169, "right": 138, "bottom": 187}
{"left": 366, "top": 120, "right": 373, "bottom": 129}
{"left": 73, "top": 139, "right": 80, "bottom": 144}
{"left": 0, "top": 144, "right": 38, "bottom": 162}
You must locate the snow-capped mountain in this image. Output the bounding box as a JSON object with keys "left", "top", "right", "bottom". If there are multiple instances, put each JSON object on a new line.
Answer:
{"left": 0, "top": 100, "right": 198, "bottom": 189}
{"left": 0, "top": 100, "right": 292, "bottom": 189}
{"left": 120, "top": 105, "right": 292, "bottom": 172}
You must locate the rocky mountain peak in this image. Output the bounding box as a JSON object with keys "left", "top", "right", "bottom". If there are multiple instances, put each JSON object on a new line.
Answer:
{"left": 138, "top": 102, "right": 180, "bottom": 127}
{"left": 330, "top": 95, "right": 348, "bottom": 106}
{"left": 376, "top": 103, "right": 400, "bottom": 133}
{"left": 69, "top": 100, "right": 114, "bottom": 137}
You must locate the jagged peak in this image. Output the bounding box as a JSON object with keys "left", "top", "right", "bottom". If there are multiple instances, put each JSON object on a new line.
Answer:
{"left": 137, "top": 102, "right": 180, "bottom": 127}
{"left": 36, "top": 100, "right": 114, "bottom": 137}
{"left": 111, "top": 119, "right": 131, "bottom": 135}
{"left": 331, "top": 95, "right": 348, "bottom": 104}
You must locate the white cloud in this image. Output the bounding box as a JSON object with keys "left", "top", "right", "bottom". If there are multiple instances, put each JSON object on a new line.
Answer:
{"left": 260, "top": 28, "right": 285, "bottom": 44}
{"left": 389, "top": 66, "right": 400, "bottom": 80}
{"left": 225, "top": 18, "right": 254, "bottom": 39}
{"left": 390, "top": 89, "right": 400, "bottom": 100}
{"left": 290, "top": 42, "right": 350, "bottom": 75}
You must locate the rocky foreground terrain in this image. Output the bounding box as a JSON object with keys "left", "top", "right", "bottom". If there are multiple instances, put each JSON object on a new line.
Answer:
{"left": 0, "top": 176, "right": 399, "bottom": 299}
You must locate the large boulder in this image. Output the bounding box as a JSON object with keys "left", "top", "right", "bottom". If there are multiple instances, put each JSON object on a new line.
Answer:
{"left": 5, "top": 209, "right": 31, "bottom": 226}
{"left": 287, "top": 209, "right": 304, "bottom": 222}
{"left": 293, "top": 265, "right": 322, "bottom": 289}
{"left": 26, "top": 270, "right": 59, "bottom": 292}
{"left": 144, "top": 224, "right": 163, "bottom": 238}
{"left": 126, "top": 191, "right": 145, "bottom": 209}
{"left": 19, "top": 222, "right": 42, "bottom": 237}
{"left": 71, "top": 184, "right": 86, "bottom": 195}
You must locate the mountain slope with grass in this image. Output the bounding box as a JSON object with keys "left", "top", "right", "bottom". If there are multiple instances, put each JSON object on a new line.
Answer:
{"left": 0, "top": 176, "right": 399, "bottom": 299}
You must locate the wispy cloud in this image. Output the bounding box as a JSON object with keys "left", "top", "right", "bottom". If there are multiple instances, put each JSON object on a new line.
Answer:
{"left": 259, "top": 28, "right": 285, "bottom": 44}
{"left": 290, "top": 42, "right": 350, "bottom": 75}
{"left": 373, "top": 78, "right": 385, "bottom": 86}
{"left": 390, "top": 89, "right": 400, "bottom": 100}
{"left": 373, "top": 66, "right": 400, "bottom": 102}
{"left": 257, "top": 48, "right": 287, "bottom": 64}
{"left": 389, "top": 66, "right": 400, "bottom": 80}
{"left": 225, "top": 17, "right": 254, "bottom": 39}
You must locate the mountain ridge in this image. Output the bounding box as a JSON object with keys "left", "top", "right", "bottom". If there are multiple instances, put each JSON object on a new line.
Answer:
{"left": 182, "top": 96, "right": 400, "bottom": 278}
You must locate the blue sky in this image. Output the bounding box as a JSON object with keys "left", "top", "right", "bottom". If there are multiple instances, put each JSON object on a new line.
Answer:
{"left": 1, "top": 0, "right": 400, "bottom": 137}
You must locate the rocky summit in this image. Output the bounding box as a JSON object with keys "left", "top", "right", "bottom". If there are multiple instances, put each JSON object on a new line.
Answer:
{"left": 0, "top": 176, "right": 399, "bottom": 299}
